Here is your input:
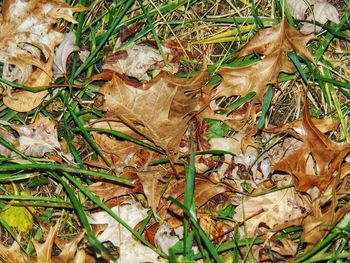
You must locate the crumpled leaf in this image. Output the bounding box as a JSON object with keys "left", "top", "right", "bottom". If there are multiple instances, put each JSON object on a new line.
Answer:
{"left": 53, "top": 32, "right": 79, "bottom": 79}
{"left": 286, "top": 0, "right": 340, "bottom": 34}
{"left": 273, "top": 104, "right": 350, "bottom": 196}
{"left": 0, "top": 127, "right": 15, "bottom": 156}
{"left": 154, "top": 223, "right": 183, "bottom": 254}
{"left": 88, "top": 203, "right": 162, "bottom": 263}
{"left": 99, "top": 68, "right": 209, "bottom": 162}
{"left": 233, "top": 188, "right": 309, "bottom": 236}
{"left": 11, "top": 117, "right": 60, "bottom": 157}
{"left": 0, "top": 205, "right": 33, "bottom": 232}
{"left": 0, "top": 0, "right": 84, "bottom": 112}
{"left": 216, "top": 19, "right": 314, "bottom": 102}
{"left": 103, "top": 43, "right": 178, "bottom": 81}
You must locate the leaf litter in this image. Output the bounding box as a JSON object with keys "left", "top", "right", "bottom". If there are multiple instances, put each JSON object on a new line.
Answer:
{"left": 0, "top": 0, "right": 349, "bottom": 262}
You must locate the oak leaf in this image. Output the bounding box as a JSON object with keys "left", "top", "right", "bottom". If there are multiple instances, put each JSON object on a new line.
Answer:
{"left": 216, "top": 20, "right": 314, "bottom": 102}
{"left": 137, "top": 169, "right": 166, "bottom": 215}
{"left": 273, "top": 105, "right": 350, "bottom": 195}
{"left": 99, "top": 68, "right": 209, "bottom": 162}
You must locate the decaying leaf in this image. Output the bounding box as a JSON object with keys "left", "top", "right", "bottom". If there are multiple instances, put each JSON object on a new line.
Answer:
{"left": 11, "top": 117, "right": 60, "bottom": 157}
{"left": 0, "top": 127, "right": 15, "bottom": 156}
{"left": 216, "top": 19, "right": 314, "bottom": 102}
{"left": 99, "top": 68, "right": 209, "bottom": 162}
{"left": 273, "top": 104, "right": 350, "bottom": 195}
{"left": 233, "top": 188, "right": 309, "bottom": 236}
{"left": 88, "top": 203, "right": 162, "bottom": 263}
{"left": 0, "top": 0, "right": 84, "bottom": 112}
{"left": 286, "top": 0, "right": 340, "bottom": 34}
{"left": 53, "top": 32, "right": 79, "bottom": 79}
{"left": 103, "top": 43, "right": 178, "bottom": 81}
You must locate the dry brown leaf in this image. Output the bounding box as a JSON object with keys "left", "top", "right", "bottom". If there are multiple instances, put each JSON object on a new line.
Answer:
{"left": 137, "top": 169, "right": 166, "bottom": 215}
{"left": 233, "top": 188, "right": 309, "bottom": 236}
{"left": 99, "top": 68, "right": 209, "bottom": 162}
{"left": 0, "top": 0, "right": 84, "bottom": 112}
{"left": 0, "top": 242, "right": 29, "bottom": 263}
{"left": 0, "top": 127, "right": 15, "bottom": 156}
{"left": 216, "top": 19, "right": 314, "bottom": 102}
{"left": 273, "top": 104, "right": 350, "bottom": 195}
{"left": 11, "top": 117, "right": 60, "bottom": 157}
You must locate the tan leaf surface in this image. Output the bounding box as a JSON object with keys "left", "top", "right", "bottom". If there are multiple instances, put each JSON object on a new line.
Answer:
{"left": 216, "top": 19, "right": 314, "bottom": 102}
{"left": 137, "top": 169, "right": 166, "bottom": 215}
{"left": 99, "top": 68, "right": 209, "bottom": 162}
{"left": 233, "top": 188, "right": 309, "bottom": 236}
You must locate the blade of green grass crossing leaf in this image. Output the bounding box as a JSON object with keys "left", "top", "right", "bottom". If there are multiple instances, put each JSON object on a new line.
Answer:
{"left": 183, "top": 132, "right": 196, "bottom": 259}
{"left": 137, "top": 0, "right": 168, "bottom": 64}
{"left": 0, "top": 217, "right": 26, "bottom": 252}
{"left": 288, "top": 51, "right": 308, "bottom": 83}
{"left": 69, "top": 0, "right": 86, "bottom": 82}
{"left": 61, "top": 171, "right": 167, "bottom": 258}
{"left": 321, "top": 65, "right": 350, "bottom": 142}
{"left": 73, "top": 0, "right": 135, "bottom": 78}
{"left": 169, "top": 197, "right": 222, "bottom": 263}
{"left": 294, "top": 212, "right": 350, "bottom": 262}
{"left": 315, "top": 10, "right": 350, "bottom": 62}
{"left": 280, "top": 0, "right": 296, "bottom": 26}
{"left": 48, "top": 171, "right": 115, "bottom": 260}
{"left": 257, "top": 85, "right": 273, "bottom": 130}
{"left": 61, "top": 93, "right": 112, "bottom": 167}
{"left": 0, "top": 163, "right": 132, "bottom": 184}
{"left": 75, "top": 127, "right": 165, "bottom": 154}
{"left": 250, "top": 0, "right": 264, "bottom": 29}
{"left": 223, "top": 92, "right": 256, "bottom": 115}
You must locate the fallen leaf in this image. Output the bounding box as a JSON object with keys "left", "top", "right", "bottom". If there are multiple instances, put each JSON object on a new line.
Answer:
{"left": 99, "top": 68, "right": 209, "bottom": 162}
{"left": 286, "top": 0, "right": 340, "bottom": 34}
{"left": 88, "top": 203, "right": 162, "bottom": 263}
{"left": 0, "top": 242, "right": 28, "bottom": 263}
{"left": 11, "top": 117, "right": 60, "bottom": 157}
{"left": 273, "top": 104, "right": 350, "bottom": 195}
{"left": 154, "top": 223, "right": 183, "bottom": 254}
{"left": 103, "top": 43, "right": 178, "bottom": 81}
{"left": 233, "top": 188, "right": 309, "bottom": 236}
{"left": 0, "top": 205, "right": 33, "bottom": 232}
{"left": 53, "top": 32, "right": 79, "bottom": 79}
{"left": 216, "top": 19, "right": 314, "bottom": 102}
{"left": 137, "top": 169, "right": 166, "bottom": 215}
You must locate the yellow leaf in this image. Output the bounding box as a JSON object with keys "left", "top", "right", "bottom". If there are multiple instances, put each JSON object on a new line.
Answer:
{"left": 0, "top": 206, "right": 33, "bottom": 232}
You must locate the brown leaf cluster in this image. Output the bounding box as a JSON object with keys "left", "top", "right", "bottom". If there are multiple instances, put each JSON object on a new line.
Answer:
{"left": 0, "top": 0, "right": 84, "bottom": 112}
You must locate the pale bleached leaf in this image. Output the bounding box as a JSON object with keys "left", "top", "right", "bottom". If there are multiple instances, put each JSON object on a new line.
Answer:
{"left": 88, "top": 203, "right": 162, "bottom": 263}
{"left": 11, "top": 117, "right": 60, "bottom": 157}
{"left": 53, "top": 32, "right": 79, "bottom": 79}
